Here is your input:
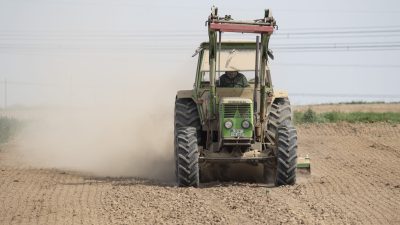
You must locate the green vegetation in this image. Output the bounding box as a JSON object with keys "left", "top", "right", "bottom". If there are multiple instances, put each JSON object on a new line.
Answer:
{"left": 339, "top": 101, "right": 385, "bottom": 105}
{"left": 294, "top": 108, "right": 400, "bottom": 124}
{"left": 325, "top": 101, "right": 400, "bottom": 105}
{"left": 0, "top": 117, "right": 21, "bottom": 144}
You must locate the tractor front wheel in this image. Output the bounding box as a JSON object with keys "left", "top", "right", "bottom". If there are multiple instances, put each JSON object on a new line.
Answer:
{"left": 175, "top": 127, "right": 200, "bottom": 187}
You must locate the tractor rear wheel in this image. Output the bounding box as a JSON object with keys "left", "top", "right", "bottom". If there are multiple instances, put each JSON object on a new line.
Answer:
{"left": 275, "top": 126, "right": 297, "bottom": 185}
{"left": 175, "top": 127, "right": 199, "bottom": 187}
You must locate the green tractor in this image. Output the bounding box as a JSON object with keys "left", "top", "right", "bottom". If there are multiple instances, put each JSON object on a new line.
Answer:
{"left": 174, "top": 7, "right": 310, "bottom": 187}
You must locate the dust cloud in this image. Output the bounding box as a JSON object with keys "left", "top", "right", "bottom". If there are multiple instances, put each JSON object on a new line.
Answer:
{"left": 11, "top": 57, "right": 194, "bottom": 181}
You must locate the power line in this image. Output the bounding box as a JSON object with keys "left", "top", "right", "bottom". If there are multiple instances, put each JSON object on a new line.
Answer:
{"left": 1, "top": 42, "right": 400, "bottom": 50}
{"left": 273, "top": 41, "right": 400, "bottom": 47}
{"left": 0, "top": 32, "right": 398, "bottom": 38}
{"left": 277, "top": 9, "right": 400, "bottom": 14}
{"left": 272, "top": 33, "right": 400, "bottom": 40}
{"left": 1, "top": 34, "right": 399, "bottom": 41}
{"left": 281, "top": 25, "right": 400, "bottom": 31}
{"left": 0, "top": 48, "right": 398, "bottom": 54}
{"left": 275, "top": 29, "right": 400, "bottom": 36}
{"left": 1, "top": 29, "right": 400, "bottom": 53}
{"left": 275, "top": 48, "right": 400, "bottom": 53}
{"left": 274, "top": 63, "right": 400, "bottom": 68}
{"left": 1, "top": 27, "right": 400, "bottom": 37}
{"left": 275, "top": 44, "right": 400, "bottom": 50}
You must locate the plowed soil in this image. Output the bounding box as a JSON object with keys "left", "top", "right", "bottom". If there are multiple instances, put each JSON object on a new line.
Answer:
{"left": 1, "top": 122, "right": 400, "bottom": 224}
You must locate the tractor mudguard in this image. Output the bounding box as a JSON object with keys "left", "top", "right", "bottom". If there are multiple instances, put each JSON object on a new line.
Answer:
{"left": 176, "top": 90, "right": 194, "bottom": 100}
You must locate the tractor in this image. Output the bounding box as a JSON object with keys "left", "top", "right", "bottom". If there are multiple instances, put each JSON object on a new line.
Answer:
{"left": 174, "top": 7, "right": 310, "bottom": 187}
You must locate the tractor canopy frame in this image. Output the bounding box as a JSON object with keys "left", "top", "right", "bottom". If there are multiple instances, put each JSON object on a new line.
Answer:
{"left": 206, "top": 6, "right": 277, "bottom": 133}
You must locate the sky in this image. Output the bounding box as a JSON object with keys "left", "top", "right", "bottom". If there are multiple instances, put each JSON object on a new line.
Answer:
{"left": 0, "top": 0, "right": 400, "bottom": 106}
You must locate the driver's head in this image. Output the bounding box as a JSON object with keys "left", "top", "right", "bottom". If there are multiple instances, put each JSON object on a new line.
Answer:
{"left": 226, "top": 71, "right": 238, "bottom": 79}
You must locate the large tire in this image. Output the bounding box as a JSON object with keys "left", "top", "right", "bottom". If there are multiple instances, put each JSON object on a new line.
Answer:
{"left": 275, "top": 126, "right": 297, "bottom": 185}
{"left": 174, "top": 98, "right": 201, "bottom": 143}
{"left": 266, "top": 98, "right": 292, "bottom": 142}
{"left": 265, "top": 98, "right": 297, "bottom": 186}
{"left": 175, "top": 127, "right": 200, "bottom": 187}
{"left": 174, "top": 98, "right": 201, "bottom": 186}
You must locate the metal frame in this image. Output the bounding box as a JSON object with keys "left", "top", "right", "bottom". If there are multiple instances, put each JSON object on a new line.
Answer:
{"left": 209, "top": 23, "right": 274, "bottom": 34}
{"left": 206, "top": 6, "right": 276, "bottom": 148}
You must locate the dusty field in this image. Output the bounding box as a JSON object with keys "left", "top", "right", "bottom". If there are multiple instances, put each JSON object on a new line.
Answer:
{"left": 294, "top": 103, "right": 400, "bottom": 113}
{"left": 0, "top": 122, "right": 399, "bottom": 225}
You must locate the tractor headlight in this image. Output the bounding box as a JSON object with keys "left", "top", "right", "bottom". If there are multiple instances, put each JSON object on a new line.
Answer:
{"left": 241, "top": 120, "right": 250, "bottom": 129}
{"left": 224, "top": 120, "right": 233, "bottom": 129}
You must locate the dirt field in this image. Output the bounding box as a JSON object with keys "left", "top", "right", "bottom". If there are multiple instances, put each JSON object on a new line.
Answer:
{"left": 1, "top": 109, "right": 400, "bottom": 224}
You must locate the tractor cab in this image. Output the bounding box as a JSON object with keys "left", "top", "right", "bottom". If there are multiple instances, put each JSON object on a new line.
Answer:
{"left": 197, "top": 41, "right": 264, "bottom": 89}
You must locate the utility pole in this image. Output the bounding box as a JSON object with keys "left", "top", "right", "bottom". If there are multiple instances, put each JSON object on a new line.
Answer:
{"left": 3, "top": 78, "right": 6, "bottom": 110}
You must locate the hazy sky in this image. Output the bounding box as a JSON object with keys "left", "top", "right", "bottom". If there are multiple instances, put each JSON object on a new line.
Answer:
{"left": 0, "top": 0, "right": 400, "bottom": 106}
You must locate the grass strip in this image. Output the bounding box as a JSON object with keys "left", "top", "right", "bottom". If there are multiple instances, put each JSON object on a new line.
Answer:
{"left": 294, "top": 108, "right": 400, "bottom": 124}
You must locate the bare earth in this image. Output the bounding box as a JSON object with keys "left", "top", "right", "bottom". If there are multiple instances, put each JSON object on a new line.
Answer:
{"left": 1, "top": 110, "right": 400, "bottom": 224}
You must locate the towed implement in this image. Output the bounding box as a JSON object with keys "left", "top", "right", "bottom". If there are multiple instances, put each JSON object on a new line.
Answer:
{"left": 174, "top": 6, "right": 310, "bottom": 187}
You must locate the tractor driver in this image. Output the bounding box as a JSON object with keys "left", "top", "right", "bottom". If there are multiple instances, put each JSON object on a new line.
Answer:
{"left": 218, "top": 71, "right": 249, "bottom": 88}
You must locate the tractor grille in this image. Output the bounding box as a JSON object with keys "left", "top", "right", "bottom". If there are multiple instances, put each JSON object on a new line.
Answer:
{"left": 223, "top": 104, "right": 251, "bottom": 118}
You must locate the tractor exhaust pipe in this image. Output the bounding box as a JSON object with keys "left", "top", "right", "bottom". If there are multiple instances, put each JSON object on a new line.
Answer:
{"left": 259, "top": 34, "right": 269, "bottom": 124}
{"left": 253, "top": 35, "right": 259, "bottom": 113}
{"left": 254, "top": 36, "right": 261, "bottom": 140}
